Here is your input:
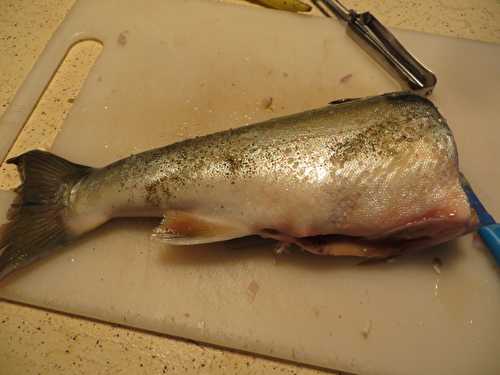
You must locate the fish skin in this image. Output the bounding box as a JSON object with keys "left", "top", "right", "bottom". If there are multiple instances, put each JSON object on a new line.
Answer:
{"left": 68, "top": 92, "right": 475, "bottom": 246}
{"left": 0, "top": 92, "right": 478, "bottom": 280}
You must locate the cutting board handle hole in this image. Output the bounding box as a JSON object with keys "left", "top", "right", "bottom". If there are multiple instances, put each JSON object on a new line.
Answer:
{"left": 0, "top": 40, "right": 103, "bottom": 190}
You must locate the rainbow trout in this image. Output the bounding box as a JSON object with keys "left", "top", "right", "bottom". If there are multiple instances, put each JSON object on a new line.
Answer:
{"left": 0, "top": 92, "right": 477, "bottom": 279}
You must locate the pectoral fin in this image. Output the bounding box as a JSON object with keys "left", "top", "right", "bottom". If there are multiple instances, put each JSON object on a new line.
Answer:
{"left": 152, "top": 211, "right": 250, "bottom": 245}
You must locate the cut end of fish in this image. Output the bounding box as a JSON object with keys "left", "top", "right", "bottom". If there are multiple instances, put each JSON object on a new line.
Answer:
{"left": 0, "top": 150, "right": 93, "bottom": 280}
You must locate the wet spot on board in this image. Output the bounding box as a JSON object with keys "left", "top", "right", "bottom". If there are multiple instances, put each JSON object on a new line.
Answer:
{"left": 246, "top": 280, "right": 260, "bottom": 303}
{"left": 312, "top": 307, "right": 320, "bottom": 318}
{"left": 282, "top": 72, "right": 289, "bottom": 78}
{"left": 432, "top": 257, "right": 443, "bottom": 274}
{"left": 340, "top": 73, "right": 353, "bottom": 84}
{"left": 117, "top": 30, "right": 129, "bottom": 46}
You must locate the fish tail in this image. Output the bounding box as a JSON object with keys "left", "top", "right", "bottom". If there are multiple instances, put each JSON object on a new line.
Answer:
{"left": 0, "top": 150, "right": 92, "bottom": 280}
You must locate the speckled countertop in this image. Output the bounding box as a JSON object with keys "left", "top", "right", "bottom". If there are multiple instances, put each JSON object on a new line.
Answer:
{"left": 1, "top": 0, "right": 499, "bottom": 374}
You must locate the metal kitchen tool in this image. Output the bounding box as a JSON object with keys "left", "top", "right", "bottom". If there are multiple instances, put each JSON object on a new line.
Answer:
{"left": 312, "top": 0, "right": 437, "bottom": 95}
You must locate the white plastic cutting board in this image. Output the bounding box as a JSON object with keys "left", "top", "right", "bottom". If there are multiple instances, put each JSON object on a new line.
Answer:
{"left": 1, "top": 1, "right": 500, "bottom": 374}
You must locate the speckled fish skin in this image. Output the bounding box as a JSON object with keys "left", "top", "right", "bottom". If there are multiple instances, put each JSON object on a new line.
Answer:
{"left": 66, "top": 91, "right": 476, "bottom": 252}
{"left": 0, "top": 92, "right": 478, "bottom": 279}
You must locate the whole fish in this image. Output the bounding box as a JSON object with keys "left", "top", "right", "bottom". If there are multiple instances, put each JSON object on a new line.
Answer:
{"left": 0, "top": 92, "right": 477, "bottom": 279}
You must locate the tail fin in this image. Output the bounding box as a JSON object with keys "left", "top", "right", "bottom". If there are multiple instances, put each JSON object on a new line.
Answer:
{"left": 0, "top": 150, "right": 92, "bottom": 280}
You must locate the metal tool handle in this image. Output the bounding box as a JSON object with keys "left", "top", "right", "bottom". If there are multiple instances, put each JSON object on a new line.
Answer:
{"left": 313, "top": 0, "right": 437, "bottom": 95}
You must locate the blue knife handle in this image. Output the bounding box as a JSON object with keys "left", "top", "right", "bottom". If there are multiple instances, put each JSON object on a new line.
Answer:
{"left": 478, "top": 224, "right": 500, "bottom": 265}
